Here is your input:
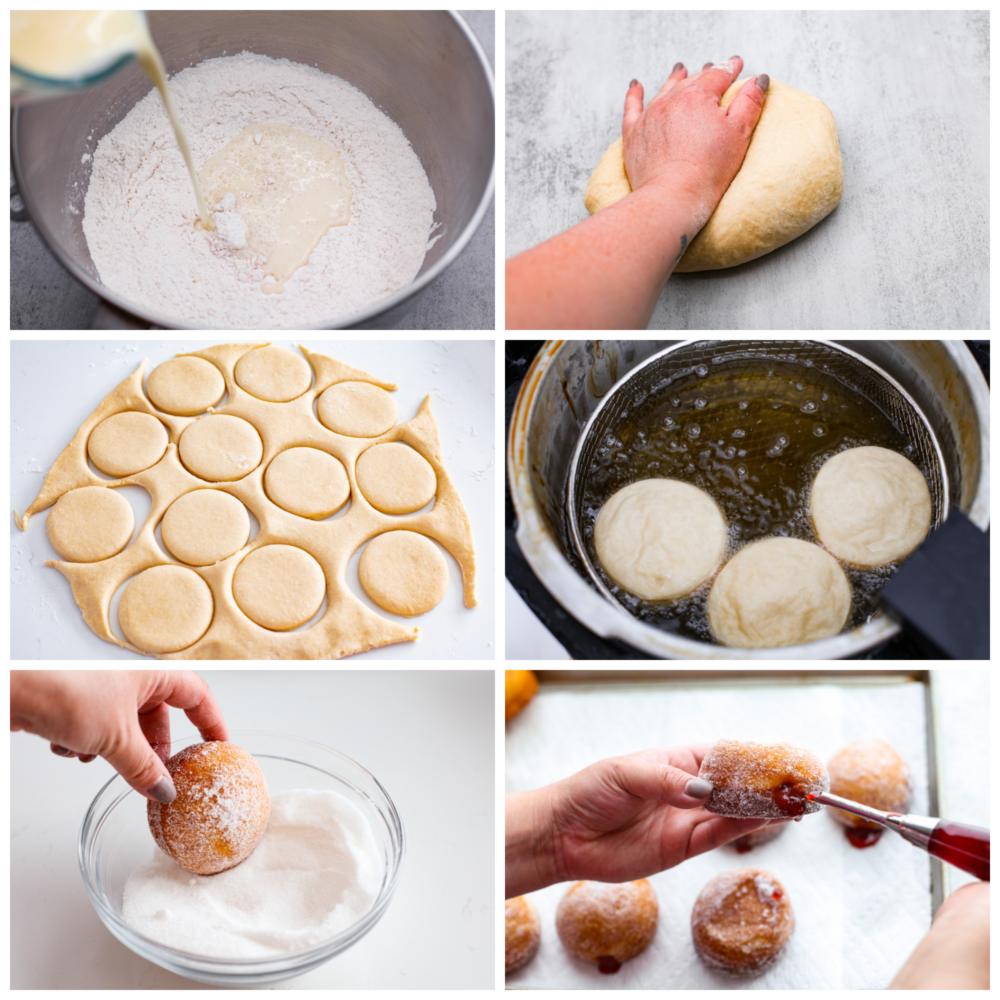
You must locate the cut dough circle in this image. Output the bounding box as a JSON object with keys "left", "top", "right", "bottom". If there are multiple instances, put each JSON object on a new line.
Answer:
{"left": 356, "top": 442, "right": 436, "bottom": 514}
{"left": 234, "top": 346, "right": 312, "bottom": 402}
{"left": 810, "top": 446, "right": 931, "bottom": 566}
{"left": 593, "top": 479, "right": 727, "bottom": 601}
{"left": 46, "top": 486, "right": 134, "bottom": 563}
{"left": 359, "top": 530, "right": 449, "bottom": 616}
{"left": 178, "top": 414, "right": 263, "bottom": 482}
{"left": 88, "top": 411, "right": 168, "bottom": 477}
{"left": 707, "top": 536, "right": 851, "bottom": 648}
{"left": 264, "top": 447, "right": 350, "bottom": 519}
{"left": 585, "top": 79, "right": 844, "bottom": 271}
{"left": 317, "top": 381, "right": 398, "bottom": 437}
{"left": 161, "top": 489, "right": 251, "bottom": 566}
{"left": 118, "top": 565, "right": 214, "bottom": 653}
{"left": 232, "top": 544, "right": 326, "bottom": 631}
{"left": 146, "top": 357, "right": 225, "bottom": 416}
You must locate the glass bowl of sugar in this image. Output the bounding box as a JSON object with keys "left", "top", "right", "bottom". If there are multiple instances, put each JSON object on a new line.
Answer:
{"left": 78, "top": 730, "right": 404, "bottom": 986}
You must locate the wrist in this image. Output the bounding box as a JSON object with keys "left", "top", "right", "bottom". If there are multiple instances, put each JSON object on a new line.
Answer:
{"left": 505, "top": 786, "right": 560, "bottom": 897}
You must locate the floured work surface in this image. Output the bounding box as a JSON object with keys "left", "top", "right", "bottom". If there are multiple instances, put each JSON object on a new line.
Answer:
{"left": 16, "top": 343, "right": 476, "bottom": 659}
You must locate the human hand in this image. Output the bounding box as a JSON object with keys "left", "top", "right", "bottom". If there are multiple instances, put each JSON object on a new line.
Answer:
{"left": 10, "top": 670, "right": 227, "bottom": 804}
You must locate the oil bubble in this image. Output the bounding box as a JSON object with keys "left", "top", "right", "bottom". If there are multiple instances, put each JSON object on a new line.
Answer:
{"left": 671, "top": 396, "right": 681, "bottom": 407}
{"left": 801, "top": 400, "right": 818, "bottom": 413}
{"left": 766, "top": 434, "right": 789, "bottom": 457}
{"left": 813, "top": 425, "right": 826, "bottom": 437}
{"left": 732, "top": 428, "right": 746, "bottom": 438}
{"left": 738, "top": 400, "right": 749, "bottom": 410}
{"left": 796, "top": 382, "right": 805, "bottom": 391}
{"left": 719, "top": 446, "right": 737, "bottom": 460}
{"left": 686, "top": 424, "right": 701, "bottom": 439}
{"left": 694, "top": 397, "right": 707, "bottom": 409}
{"left": 695, "top": 365, "right": 708, "bottom": 377}
{"left": 737, "top": 449, "right": 747, "bottom": 458}
{"left": 662, "top": 415, "right": 676, "bottom": 429}
{"left": 736, "top": 465, "right": 748, "bottom": 479}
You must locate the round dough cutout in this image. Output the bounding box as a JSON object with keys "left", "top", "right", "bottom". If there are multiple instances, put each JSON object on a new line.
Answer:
{"left": 265, "top": 447, "right": 350, "bottom": 519}
{"left": 593, "top": 479, "right": 727, "bottom": 601}
{"left": 179, "top": 415, "right": 263, "bottom": 482}
{"left": 118, "top": 565, "right": 214, "bottom": 653}
{"left": 359, "top": 530, "right": 449, "bottom": 616}
{"left": 46, "top": 486, "right": 134, "bottom": 563}
{"left": 810, "top": 446, "right": 931, "bottom": 566}
{"left": 707, "top": 536, "right": 851, "bottom": 648}
{"left": 233, "top": 544, "right": 326, "bottom": 631}
{"left": 88, "top": 411, "right": 168, "bottom": 477}
{"left": 317, "top": 381, "right": 398, "bottom": 437}
{"left": 356, "top": 442, "right": 436, "bottom": 514}
{"left": 234, "top": 346, "right": 312, "bottom": 402}
{"left": 146, "top": 357, "right": 225, "bottom": 415}
{"left": 161, "top": 489, "right": 250, "bottom": 566}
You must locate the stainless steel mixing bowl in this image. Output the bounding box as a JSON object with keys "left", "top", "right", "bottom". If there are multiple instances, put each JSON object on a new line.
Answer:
{"left": 12, "top": 11, "right": 494, "bottom": 329}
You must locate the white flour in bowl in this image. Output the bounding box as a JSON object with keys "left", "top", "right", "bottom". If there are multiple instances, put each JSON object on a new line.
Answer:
{"left": 82, "top": 52, "right": 436, "bottom": 328}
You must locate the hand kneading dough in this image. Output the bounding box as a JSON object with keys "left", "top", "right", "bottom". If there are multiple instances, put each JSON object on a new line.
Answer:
{"left": 810, "top": 446, "right": 931, "bottom": 566}
{"left": 594, "top": 479, "right": 726, "bottom": 601}
{"left": 584, "top": 80, "right": 843, "bottom": 271}
{"left": 46, "top": 486, "right": 134, "bottom": 563}
{"left": 707, "top": 537, "right": 851, "bottom": 648}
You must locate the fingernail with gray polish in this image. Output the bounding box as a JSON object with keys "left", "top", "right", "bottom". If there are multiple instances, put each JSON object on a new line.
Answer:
{"left": 148, "top": 775, "right": 177, "bottom": 805}
{"left": 758, "top": 74, "right": 770, "bottom": 93}
{"left": 685, "top": 778, "right": 714, "bottom": 798}
{"left": 629, "top": 79, "right": 638, "bottom": 89}
{"left": 672, "top": 62, "right": 684, "bottom": 74}
{"left": 50, "top": 744, "right": 72, "bottom": 757}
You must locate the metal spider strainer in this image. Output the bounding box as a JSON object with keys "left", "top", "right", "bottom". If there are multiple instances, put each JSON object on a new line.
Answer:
{"left": 567, "top": 340, "right": 949, "bottom": 628}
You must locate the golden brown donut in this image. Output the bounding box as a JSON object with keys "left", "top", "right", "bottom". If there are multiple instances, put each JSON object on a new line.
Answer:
{"left": 827, "top": 740, "right": 913, "bottom": 830}
{"left": 505, "top": 895, "right": 541, "bottom": 973}
{"left": 147, "top": 741, "right": 269, "bottom": 875}
{"left": 505, "top": 670, "right": 539, "bottom": 721}
{"left": 556, "top": 879, "right": 658, "bottom": 974}
{"left": 691, "top": 867, "right": 794, "bottom": 976}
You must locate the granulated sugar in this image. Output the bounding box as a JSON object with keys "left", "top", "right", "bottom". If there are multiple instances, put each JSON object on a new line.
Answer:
{"left": 83, "top": 52, "right": 436, "bottom": 328}
{"left": 123, "top": 789, "right": 383, "bottom": 958}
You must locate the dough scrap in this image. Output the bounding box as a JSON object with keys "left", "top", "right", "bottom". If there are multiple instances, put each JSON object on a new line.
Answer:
{"left": 119, "top": 565, "right": 214, "bottom": 653}
{"left": 593, "top": 479, "right": 727, "bottom": 601}
{"left": 233, "top": 544, "right": 326, "bottom": 631}
{"left": 179, "top": 414, "right": 264, "bottom": 482}
{"left": 161, "top": 489, "right": 251, "bottom": 566}
{"left": 356, "top": 442, "right": 437, "bottom": 514}
{"left": 234, "top": 345, "right": 313, "bottom": 402}
{"left": 88, "top": 411, "right": 168, "bottom": 476}
{"left": 46, "top": 486, "right": 134, "bottom": 563}
{"left": 359, "top": 530, "right": 449, "bottom": 617}
{"left": 707, "top": 536, "right": 851, "bottom": 648}
{"left": 317, "top": 381, "right": 399, "bottom": 437}
{"left": 584, "top": 79, "right": 844, "bottom": 271}
{"left": 265, "top": 447, "right": 350, "bottom": 520}
{"left": 810, "top": 446, "right": 931, "bottom": 566}
{"left": 146, "top": 357, "right": 225, "bottom": 416}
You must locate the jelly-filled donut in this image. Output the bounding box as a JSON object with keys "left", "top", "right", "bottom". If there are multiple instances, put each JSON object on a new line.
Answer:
{"left": 505, "top": 895, "right": 541, "bottom": 973}
{"left": 828, "top": 740, "right": 913, "bottom": 831}
{"left": 699, "top": 739, "right": 828, "bottom": 819}
{"left": 147, "top": 741, "right": 269, "bottom": 875}
{"left": 556, "top": 879, "right": 658, "bottom": 974}
{"left": 692, "top": 868, "right": 793, "bottom": 976}
{"left": 733, "top": 822, "right": 787, "bottom": 854}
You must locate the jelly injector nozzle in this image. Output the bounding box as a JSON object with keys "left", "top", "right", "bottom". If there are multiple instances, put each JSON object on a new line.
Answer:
{"left": 808, "top": 791, "right": 989, "bottom": 881}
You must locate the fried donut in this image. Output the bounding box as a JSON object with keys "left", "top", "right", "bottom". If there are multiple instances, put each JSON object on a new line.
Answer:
{"left": 699, "top": 739, "right": 829, "bottom": 819}
{"left": 827, "top": 740, "right": 913, "bottom": 831}
{"left": 505, "top": 670, "right": 539, "bottom": 721}
{"left": 733, "top": 822, "right": 787, "bottom": 854}
{"left": 692, "top": 868, "right": 794, "bottom": 976}
{"left": 147, "top": 741, "right": 269, "bottom": 875}
{"left": 505, "top": 895, "right": 541, "bottom": 973}
{"left": 556, "top": 879, "right": 658, "bottom": 974}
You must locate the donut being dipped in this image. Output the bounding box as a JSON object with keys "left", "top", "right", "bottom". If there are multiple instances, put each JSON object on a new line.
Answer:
{"left": 556, "top": 879, "right": 658, "bottom": 974}
{"left": 505, "top": 895, "right": 541, "bottom": 973}
{"left": 827, "top": 740, "right": 913, "bottom": 833}
{"left": 148, "top": 741, "right": 269, "bottom": 875}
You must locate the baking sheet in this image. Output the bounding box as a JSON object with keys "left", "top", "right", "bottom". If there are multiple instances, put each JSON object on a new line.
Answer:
{"left": 506, "top": 673, "right": 933, "bottom": 989}
{"left": 11, "top": 339, "right": 495, "bottom": 660}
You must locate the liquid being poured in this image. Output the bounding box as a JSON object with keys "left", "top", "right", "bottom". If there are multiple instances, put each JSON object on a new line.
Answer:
{"left": 198, "top": 123, "right": 354, "bottom": 294}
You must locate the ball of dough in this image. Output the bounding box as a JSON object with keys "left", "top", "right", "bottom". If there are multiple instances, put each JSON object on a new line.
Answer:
{"left": 179, "top": 415, "right": 263, "bottom": 482}
{"left": 45, "top": 486, "right": 134, "bottom": 562}
{"left": 593, "top": 479, "right": 726, "bottom": 601}
{"left": 161, "top": 489, "right": 250, "bottom": 566}
{"left": 810, "top": 446, "right": 932, "bottom": 566}
{"left": 264, "top": 447, "right": 350, "bottom": 519}
{"left": 234, "top": 346, "right": 312, "bottom": 402}
{"left": 556, "top": 879, "right": 658, "bottom": 974}
{"left": 505, "top": 895, "right": 541, "bottom": 973}
{"left": 691, "top": 868, "right": 793, "bottom": 976}
{"left": 118, "top": 565, "right": 214, "bottom": 653}
{"left": 505, "top": 670, "right": 539, "bottom": 721}
{"left": 88, "top": 411, "right": 168, "bottom": 477}
{"left": 317, "top": 381, "right": 398, "bottom": 437}
{"left": 147, "top": 741, "right": 269, "bottom": 875}
{"left": 585, "top": 80, "right": 843, "bottom": 271}
{"left": 359, "top": 530, "right": 448, "bottom": 616}
{"left": 707, "top": 537, "right": 851, "bottom": 648}
{"left": 827, "top": 740, "right": 913, "bottom": 831}
{"left": 356, "top": 442, "right": 436, "bottom": 514}
{"left": 146, "top": 357, "right": 225, "bottom": 415}
{"left": 232, "top": 544, "right": 326, "bottom": 631}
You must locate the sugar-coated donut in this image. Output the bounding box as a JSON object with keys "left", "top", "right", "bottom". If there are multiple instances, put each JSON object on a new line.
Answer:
{"left": 699, "top": 739, "right": 829, "bottom": 819}
{"left": 733, "top": 822, "right": 787, "bottom": 854}
{"left": 148, "top": 741, "right": 269, "bottom": 875}
{"left": 556, "top": 879, "right": 658, "bottom": 974}
{"left": 691, "top": 867, "right": 793, "bottom": 976}
{"left": 505, "top": 670, "right": 539, "bottom": 721}
{"left": 505, "top": 895, "right": 541, "bottom": 973}
{"left": 827, "top": 740, "right": 913, "bottom": 830}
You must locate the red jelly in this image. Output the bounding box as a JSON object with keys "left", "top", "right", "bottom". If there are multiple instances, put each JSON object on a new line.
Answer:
{"left": 772, "top": 779, "right": 808, "bottom": 817}
{"left": 597, "top": 955, "right": 622, "bottom": 975}
{"left": 846, "top": 827, "right": 882, "bottom": 849}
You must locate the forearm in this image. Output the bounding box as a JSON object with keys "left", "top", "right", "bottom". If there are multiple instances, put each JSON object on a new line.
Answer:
{"left": 505, "top": 787, "right": 561, "bottom": 898}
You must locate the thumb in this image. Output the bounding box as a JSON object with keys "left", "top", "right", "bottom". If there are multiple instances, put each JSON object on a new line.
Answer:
{"left": 613, "top": 754, "right": 714, "bottom": 809}
{"left": 725, "top": 74, "right": 768, "bottom": 137}
{"left": 104, "top": 722, "right": 177, "bottom": 804}
{"left": 622, "top": 79, "right": 644, "bottom": 137}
